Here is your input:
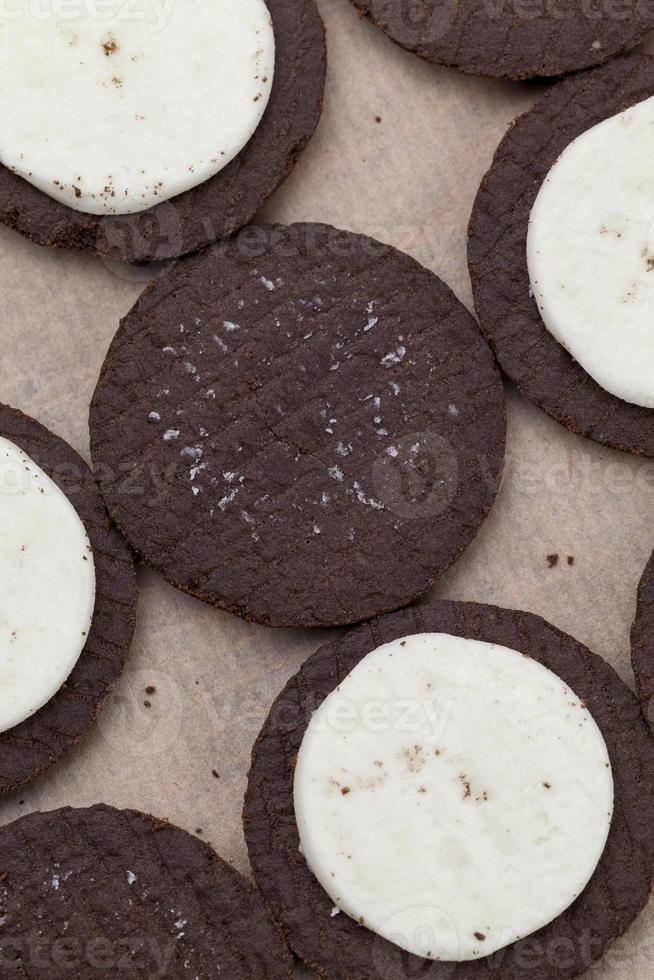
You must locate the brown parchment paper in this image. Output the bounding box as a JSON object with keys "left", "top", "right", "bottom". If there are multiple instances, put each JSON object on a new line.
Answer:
{"left": 1, "top": 2, "right": 654, "bottom": 976}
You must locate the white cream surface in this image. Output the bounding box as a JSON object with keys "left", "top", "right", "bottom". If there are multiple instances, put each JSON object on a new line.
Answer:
{"left": 0, "top": 0, "right": 275, "bottom": 214}
{"left": 294, "top": 633, "right": 614, "bottom": 962}
{"left": 528, "top": 95, "right": 654, "bottom": 408}
{"left": 0, "top": 437, "right": 96, "bottom": 732}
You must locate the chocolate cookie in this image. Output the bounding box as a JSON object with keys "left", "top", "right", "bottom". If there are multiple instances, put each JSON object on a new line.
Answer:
{"left": 0, "top": 804, "right": 292, "bottom": 978}
{"left": 0, "top": 0, "right": 325, "bottom": 264}
{"left": 89, "top": 223, "right": 506, "bottom": 629}
{"left": 631, "top": 551, "right": 654, "bottom": 731}
{"left": 469, "top": 54, "right": 654, "bottom": 456}
{"left": 0, "top": 404, "right": 136, "bottom": 795}
{"left": 350, "top": 0, "right": 654, "bottom": 80}
{"left": 244, "top": 599, "right": 654, "bottom": 978}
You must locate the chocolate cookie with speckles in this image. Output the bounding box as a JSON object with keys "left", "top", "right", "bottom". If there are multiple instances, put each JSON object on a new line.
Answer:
{"left": 89, "top": 223, "right": 506, "bottom": 629}
{"left": 631, "top": 550, "right": 654, "bottom": 732}
{"left": 0, "top": 0, "right": 325, "bottom": 264}
{"left": 0, "top": 804, "right": 293, "bottom": 979}
{"left": 349, "top": 0, "right": 654, "bottom": 80}
{"left": 0, "top": 403, "right": 136, "bottom": 796}
{"left": 469, "top": 54, "right": 654, "bottom": 456}
{"left": 244, "top": 599, "right": 654, "bottom": 979}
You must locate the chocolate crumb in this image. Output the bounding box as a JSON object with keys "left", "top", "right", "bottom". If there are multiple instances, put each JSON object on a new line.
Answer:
{"left": 474, "top": 932, "right": 486, "bottom": 941}
{"left": 143, "top": 700, "right": 151, "bottom": 708}
{"left": 212, "top": 769, "right": 220, "bottom": 779}
{"left": 567, "top": 555, "right": 575, "bottom": 566}
{"left": 341, "top": 787, "right": 351, "bottom": 796}
{"left": 145, "top": 686, "right": 156, "bottom": 695}
{"left": 547, "top": 553, "right": 559, "bottom": 568}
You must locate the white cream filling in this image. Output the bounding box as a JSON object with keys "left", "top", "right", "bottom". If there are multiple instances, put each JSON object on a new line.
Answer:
{"left": 0, "top": 436, "right": 96, "bottom": 732}
{"left": 294, "top": 633, "right": 614, "bottom": 962}
{"left": 0, "top": 0, "right": 274, "bottom": 215}
{"left": 528, "top": 95, "right": 654, "bottom": 408}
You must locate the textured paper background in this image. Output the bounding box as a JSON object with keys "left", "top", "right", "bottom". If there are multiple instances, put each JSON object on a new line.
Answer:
{"left": 1, "top": 1, "right": 653, "bottom": 975}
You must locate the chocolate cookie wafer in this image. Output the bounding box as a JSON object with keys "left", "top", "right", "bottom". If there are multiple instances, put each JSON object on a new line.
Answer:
{"left": 0, "top": 804, "right": 292, "bottom": 978}
{"left": 90, "top": 223, "right": 505, "bottom": 629}
{"left": 349, "top": 0, "right": 654, "bottom": 80}
{"left": 631, "top": 550, "right": 654, "bottom": 731}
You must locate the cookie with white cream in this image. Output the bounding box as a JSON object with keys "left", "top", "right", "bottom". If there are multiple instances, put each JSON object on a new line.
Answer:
{"left": 0, "top": 403, "right": 136, "bottom": 795}
{"left": 0, "top": 0, "right": 325, "bottom": 262}
{"left": 245, "top": 600, "right": 654, "bottom": 977}
{"left": 470, "top": 53, "right": 654, "bottom": 456}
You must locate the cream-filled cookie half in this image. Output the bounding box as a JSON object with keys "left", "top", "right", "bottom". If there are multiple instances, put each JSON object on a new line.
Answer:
{"left": 0, "top": 0, "right": 275, "bottom": 215}
{"left": 0, "top": 437, "right": 96, "bottom": 733}
{"left": 528, "top": 95, "right": 654, "bottom": 409}
{"left": 294, "top": 632, "right": 614, "bottom": 962}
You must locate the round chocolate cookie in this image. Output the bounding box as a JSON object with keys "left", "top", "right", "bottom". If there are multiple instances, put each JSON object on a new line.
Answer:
{"left": 0, "top": 804, "right": 292, "bottom": 978}
{"left": 90, "top": 222, "right": 506, "bottom": 629}
{"left": 244, "top": 599, "right": 654, "bottom": 978}
{"left": 631, "top": 551, "right": 654, "bottom": 731}
{"left": 349, "top": 0, "right": 654, "bottom": 80}
{"left": 0, "top": 0, "right": 325, "bottom": 264}
{"left": 469, "top": 53, "right": 654, "bottom": 456}
{"left": 0, "top": 404, "right": 136, "bottom": 795}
